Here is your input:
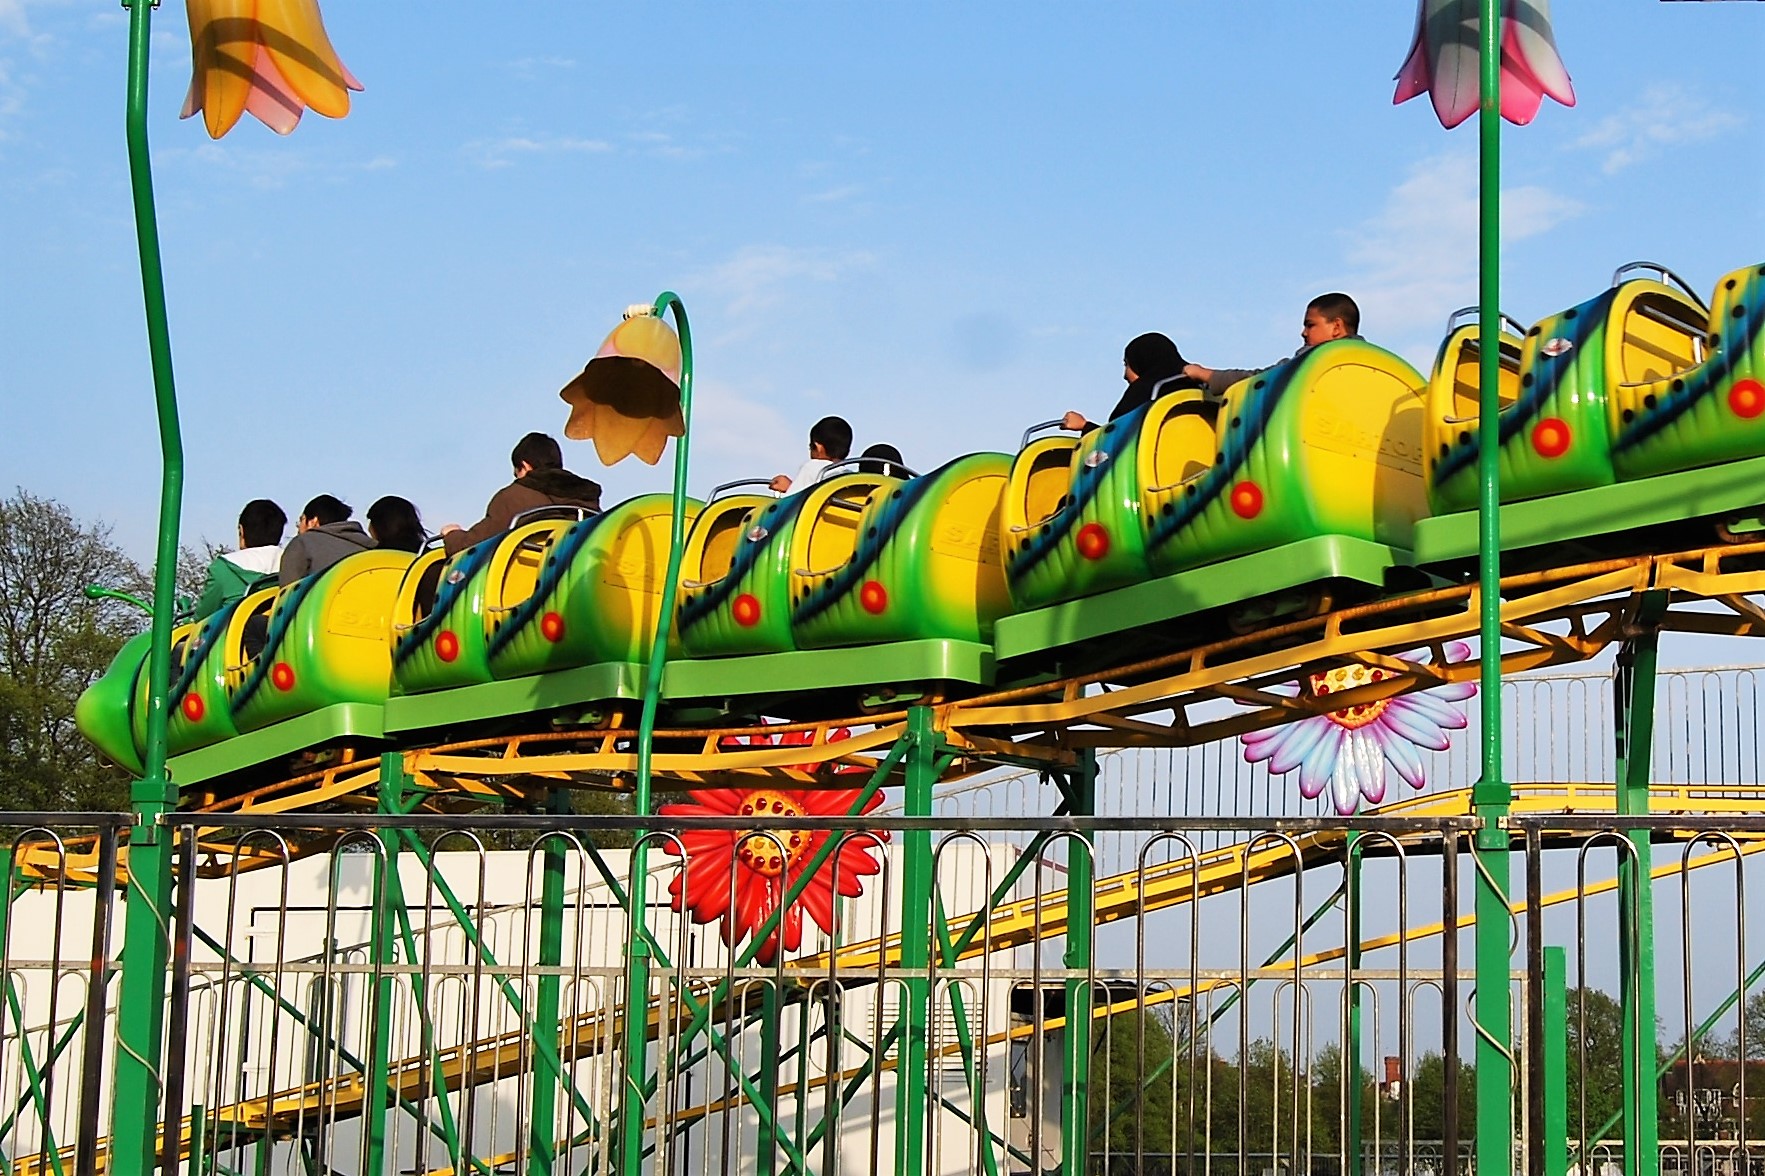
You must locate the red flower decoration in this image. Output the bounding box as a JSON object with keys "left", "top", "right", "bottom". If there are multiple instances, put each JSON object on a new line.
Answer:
{"left": 661, "top": 729, "right": 886, "bottom": 963}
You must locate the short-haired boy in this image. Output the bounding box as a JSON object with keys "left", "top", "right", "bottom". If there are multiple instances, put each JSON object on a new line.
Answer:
{"left": 770, "top": 416, "right": 853, "bottom": 494}
{"left": 1184, "top": 293, "right": 1362, "bottom": 398}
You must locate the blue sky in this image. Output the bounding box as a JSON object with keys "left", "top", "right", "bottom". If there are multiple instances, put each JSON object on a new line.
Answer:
{"left": 1, "top": 2, "right": 1760, "bottom": 569}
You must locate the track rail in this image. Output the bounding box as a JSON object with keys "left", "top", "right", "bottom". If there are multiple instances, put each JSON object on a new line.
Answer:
{"left": 19, "top": 540, "right": 1765, "bottom": 886}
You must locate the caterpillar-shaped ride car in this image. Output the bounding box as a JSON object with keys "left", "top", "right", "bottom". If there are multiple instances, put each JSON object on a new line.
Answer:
{"left": 78, "top": 261, "right": 1765, "bottom": 786}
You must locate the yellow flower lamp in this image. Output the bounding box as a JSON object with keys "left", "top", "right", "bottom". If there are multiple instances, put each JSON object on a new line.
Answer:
{"left": 182, "top": 0, "right": 363, "bottom": 138}
{"left": 559, "top": 306, "right": 687, "bottom": 466}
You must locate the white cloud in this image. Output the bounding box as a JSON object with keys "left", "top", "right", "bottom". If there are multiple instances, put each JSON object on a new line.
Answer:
{"left": 0, "top": 2, "right": 24, "bottom": 38}
{"left": 506, "top": 56, "right": 576, "bottom": 75}
{"left": 166, "top": 141, "right": 313, "bottom": 190}
{"left": 465, "top": 134, "right": 612, "bottom": 169}
{"left": 1342, "top": 151, "right": 1583, "bottom": 345}
{"left": 687, "top": 380, "right": 797, "bottom": 469}
{"left": 1575, "top": 84, "right": 1743, "bottom": 175}
{"left": 802, "top": 183, "right": 862, "bottom": 206}
{"left": 690, "top": 244, "right": 875, "bottom": 331}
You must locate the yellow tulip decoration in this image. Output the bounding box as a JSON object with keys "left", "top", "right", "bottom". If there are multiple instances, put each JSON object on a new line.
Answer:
{"left": 182, "top": 0, "right": 362, "bottom": 138}
{"left": 558, "top": 306, "right": 688, "bottom": 467}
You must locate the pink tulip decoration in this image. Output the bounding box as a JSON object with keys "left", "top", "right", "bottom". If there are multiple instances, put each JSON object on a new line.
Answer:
{"left": 1395, "top": 0, "right": 1574, "bottom": 129}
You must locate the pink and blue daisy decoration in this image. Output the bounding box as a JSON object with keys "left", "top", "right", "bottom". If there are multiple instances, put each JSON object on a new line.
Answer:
{"left": 1240, "top": 642, "right": 1476, "bottom": 815}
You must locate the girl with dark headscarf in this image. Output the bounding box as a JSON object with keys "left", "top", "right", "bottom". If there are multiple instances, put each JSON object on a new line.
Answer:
{"left": 367, "top": 496, "right": 428, "bottom": 553}
{"left": 1062, "top": 332, "right": 1205, "bottom": 433}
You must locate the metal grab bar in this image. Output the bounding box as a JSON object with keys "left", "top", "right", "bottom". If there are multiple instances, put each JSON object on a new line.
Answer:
{"left": 507, "top": 504, "right": 598, "bottom": 528}
{"left": 1020, "top": 419, "right": 1075, "bottom": 448}
{"left": 1444, "top": 306, "right": 1528, "bottom": 339}
{"left": 1008, "top": 497, "right": 1071, "bottom": 534}
{"left": 1612, "top": 261, "right": 1710, "bottom": 311}
{"left": 1630, "top": 298, "right": 1709, "bottom": 336}
{"left": 709, "top": 478, "right": 782, "bottom": 500}
{"left": 1146, "top": 467, "right": 1211, "bottom": 495}
{"left": 814, "top": 458, "right": 918, "bottom": 481}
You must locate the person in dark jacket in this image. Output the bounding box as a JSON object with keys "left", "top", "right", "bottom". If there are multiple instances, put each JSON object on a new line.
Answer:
{"left": 440, "top": 433, "right": 602, "bottom": 555}
{"left": 1062, "top": 332, "right": 1204, "bottom": 434}
{"left": 278, "top": 495, "right": 376, "bottom": 584}
{"left": 366, "top": 495, "right": 427, "bottom": 554}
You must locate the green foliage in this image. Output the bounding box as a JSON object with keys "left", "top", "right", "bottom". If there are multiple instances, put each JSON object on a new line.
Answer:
{"left": 1409, "top": 1049, "right": 1476, "bottom": 1145}
{"left": 1084, "top": 1011, "right": 1391, "bottom": 1169}
{"left": 0, "top": 489, "right": 154, "bottom": 810}
{"left": 1566, "top": 985, "right": 1629, "bottom": 1146}
{"left": 1090, "top": 1006, "right": 1178, "bottom": 1155}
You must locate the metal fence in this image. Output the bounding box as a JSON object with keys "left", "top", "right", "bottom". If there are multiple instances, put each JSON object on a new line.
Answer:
{"left": 3, "top": 665, "right": 1765, "bottom": 1173}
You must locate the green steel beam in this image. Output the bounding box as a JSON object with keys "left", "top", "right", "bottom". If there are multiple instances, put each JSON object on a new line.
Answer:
{"left": 1615, "top": 593, "right": 1664, "bottom": 1176}
{"left": 1061, "top": 753, "right": 1096, "bottom": 1176}
{"left": 1473, "top": 5, "right": 1515, "bottom": 1176}
{"left": 1543, "top": 947, "right": 1568, "bottom": 1176}
{"left": 1594, "top": 953, "right": 1765, "bottom": 1146}
{"left": 1344, "top": 832, "right": 1364, "bottom": 1176}
{"left": 113, "top": 0, "right": 185, "bottom": 1170}
{"left": 529, "top": 795, "right": 572, "bottom": 1176}
{"left": 387, "top": 885, "right": 473, "bottom": 1176}
{"left": 364, "top": 754, "right": 408, "bottom": 1176}
{"left": 893, "top": 707, "right": 939, "bottom": 1176}
{"left": 0, "top": 1009, "right": 83, "bottom": 1143}
{"left": 1411, "top": 452, "right": 1765, "bottom": 564}
{"left": 930, "top": 891, "right": 1002, "bottom": 1176}
{"left": 991, "top": 534, "right": 1400, "bottom": 661}
{"left": 392, "top": 830, "right": 603, "bottom": 1137}
{"left": 167, "top": 704, "right": 385, "bottom": 786}
{"left": 755, "top": 985, "right": 783, "bottom": 1176}
{"left": 618, "top": 290, "right": 695, "bottom": 1176}
{"left": 0, "top": 876, "right": 64, "bottom": 1176}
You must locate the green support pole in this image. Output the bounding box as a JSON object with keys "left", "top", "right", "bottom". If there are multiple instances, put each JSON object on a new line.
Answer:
{"left": 894, "top": 707, "right": 939, "bottom": 1176}
{"left": 187, "top": 1104, "right": 206, "bottom": 1176}
{"left": 1543, "top": 947, "right": 1568, "bottom": 1176}
{"left": 1472, "top": 3, "right": 1515, "bottom": 1174}
{"left": 365, "top": 754, "right": 408, "bottom": 1176}
{"left": 1615, "top": 594, "right": 1664, "bottom": 1176}
{"left": 1345, "top": 833, "right": 1364, "bottom": 1176}
{"left": 113, "top": 1, "right": 187, "bottom": 1172}
{"left": 1060, "top": 755, "right": 1096, "bottom": 1176}
{"left": 755, "top": 983, "right": 782, "bottom": 1176}
{"left": 529, "top": 792, "right": 572, "bottom": 1176}
{"left": 618, "top": 291, "right": 695, "bottom": 1176}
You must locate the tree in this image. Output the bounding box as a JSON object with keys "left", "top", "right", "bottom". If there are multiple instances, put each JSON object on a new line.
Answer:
{"left": 0, "top": 489, "right": 149, "bottom": 810}
{"left": 1722, "top": 988, "right": 1765, "bottom": 1061}
{"left": 1409, "top": 1049, "right": 1477, "bottom": 1149}
{"left": 1089, "top": 1004, "right": 1178, "bottom": 1159}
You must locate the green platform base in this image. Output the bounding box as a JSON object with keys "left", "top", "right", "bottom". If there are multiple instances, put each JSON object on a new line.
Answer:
{"left": 663, "top": 638, "right": 994, "bottom": 701}
{"left": 384, "top": 660, "right": 646, "bottom": 732}
{"left": 1412, "top": 452, "right": 1765, "bottom": 564}
{"left": 992, "top": 534, "right": 1406, "bottom": 662}
{"left": 168, "top": 702, "right": 385, "bottom": 786}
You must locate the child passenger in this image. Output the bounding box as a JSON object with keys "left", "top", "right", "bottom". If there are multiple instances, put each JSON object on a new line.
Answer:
{"left": 1183, "top": 293, "right": 1361, "bottom": 397}
{"left": 1063, "top": 332, "right": 1202, "bottom": 434}
{"left": 770, "top": 415, "right": 853, "bottom": 494}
